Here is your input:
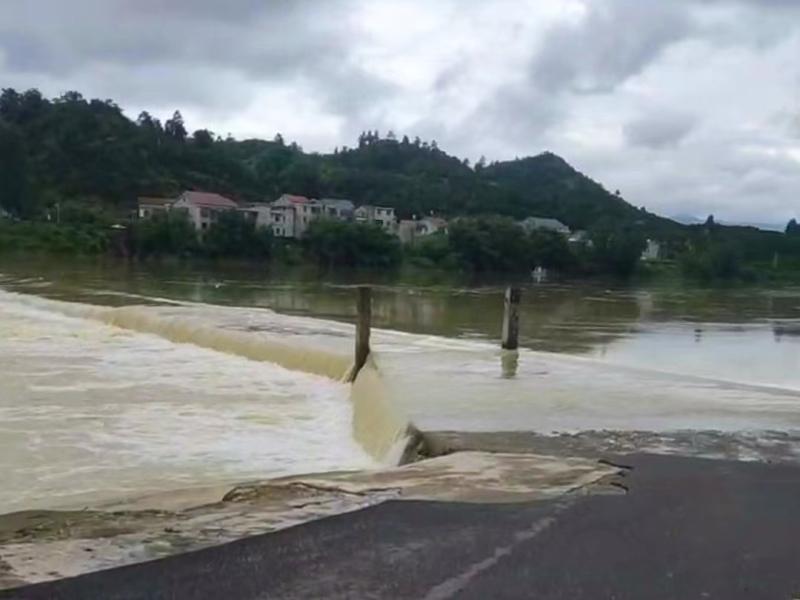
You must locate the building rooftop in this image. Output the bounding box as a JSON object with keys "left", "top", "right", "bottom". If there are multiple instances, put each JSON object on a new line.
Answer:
{"left": 138, "top": 196, "right": 175, "bottom": 207}
{"left": 278, "top": 194, "right": 313, "bottom": 204}
{"left": 421, "top": 216, "right": 448, "bottom": 227}
{"left": 522, "top": 217, "right": 569, "bottom": 231}
{"left": 320, "top": 198, "right": 355, "bottom": 210}
{"left": 180, "top": 191, "right": 238, "bottom": 209}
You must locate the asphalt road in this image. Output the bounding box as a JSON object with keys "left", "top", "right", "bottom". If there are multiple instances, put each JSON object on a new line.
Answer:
{"left": 3, "top": 453, "right": 800, "bottom": 599}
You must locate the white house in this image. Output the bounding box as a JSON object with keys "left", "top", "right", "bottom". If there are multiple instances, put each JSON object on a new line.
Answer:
{"left": 270, "top": 194, "right": 323, "bottom": 237}
{"left": 641, "top": 239, "right": 662, "bottom": 261}
{"left": 255, "top": 195, "right": 356, "bottom": 239}
{"left": 397, "top": 216, "right": 447, "bottom": 244}
{"left": 137, "top": 196, "right": 174, "bottom": 219}
{"left": 355, "top": 205, "right": 396, "bottom": 231}
{"left": 520, "top": 216, "right": 570, "bottom": 235}
{"left": 248, "top": 201, "right": 296, "bottom": 239}
{"left": 319, "top": 198, "right": 355, "bottom": 220}
{"left": 171, "top": 191, "right": 238, "bottom": 232}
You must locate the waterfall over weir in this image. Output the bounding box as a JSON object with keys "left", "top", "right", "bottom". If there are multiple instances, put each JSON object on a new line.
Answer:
{"left": 0, "top": 290, "right": 416, "bottom": 466}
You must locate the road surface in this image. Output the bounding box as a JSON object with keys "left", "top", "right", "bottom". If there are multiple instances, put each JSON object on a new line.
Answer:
{"left": 3, "top": 453, "right": 800, "bottom": 599}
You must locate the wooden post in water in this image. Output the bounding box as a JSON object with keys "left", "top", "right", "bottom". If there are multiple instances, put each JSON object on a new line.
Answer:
{"left": 349, "top": 286, "right": 372, "bottom": 382}
{"left": 501, "top": 286, "right": 521, "bottom": 350}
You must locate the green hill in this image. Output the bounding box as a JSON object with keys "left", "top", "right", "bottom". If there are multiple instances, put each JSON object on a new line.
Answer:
{"left": 0, "top": 87, "right": 680, "bottom": 235}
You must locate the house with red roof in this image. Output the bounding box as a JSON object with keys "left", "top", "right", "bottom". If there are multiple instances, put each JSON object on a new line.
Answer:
{"left": 270, "top": 193, "right": 326, "bottom": 238}
{"left": 172, "top": 190, "right": 239, "bottom": 232}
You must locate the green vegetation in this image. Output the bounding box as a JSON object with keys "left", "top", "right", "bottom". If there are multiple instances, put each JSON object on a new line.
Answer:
{"left": 0, "top": 87, "right": 670, "bottom": 229}
{"left": 584, "top": 222, "right": 647, "bottom": 278}
{"left": 203, "top": 212, "right": 272, "bottom": 260}
{"left": 304, "top": 220, "right": 402, "bottom": 269}
{"left": 0, "top": 87, "right": 798, "bottom": 282}
{"left": 0, "top": 221, "right": 108, "bottom": 254}
{"left": 134, "top": 213, "right": 198, "bottom": 258}
{"left": 406, "top": 217, "right": 645, "bottom": 278}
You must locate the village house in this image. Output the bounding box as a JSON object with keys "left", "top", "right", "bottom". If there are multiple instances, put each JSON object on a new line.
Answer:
{"left": 520, "top": 216, "right": 571, "bottom": 236}
{"left": 137, "top": 196, "right": 174, "bottom": 219}
{"left": 269, "top": 194, "right": 322, "bottom": 238}
{"left": 320, "top": 198, "right": 355, "bottom": 220}
{"left": 641, "top": 239, "right": 662, "bottom": 261}
{"left": 171, "top": 191, "right": 238, "bottom": 232}
{"left": 355, "top": 205, "right": 396, "bottom": 232}
{"left": 397, "top": 216, "right": 448, "bottom": 244}
{"left": 256, "top": 195, "right": 356, "bottom": 238}
{"left": 248, "top": 199, "right": 296, "bottom": 239}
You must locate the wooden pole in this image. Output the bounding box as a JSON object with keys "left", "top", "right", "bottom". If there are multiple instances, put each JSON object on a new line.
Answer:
{"left": 501, "top": 286, "right": 521, "bottom": 350}
{"left": 349, "top": 286, "right": 372, "bottom": 382}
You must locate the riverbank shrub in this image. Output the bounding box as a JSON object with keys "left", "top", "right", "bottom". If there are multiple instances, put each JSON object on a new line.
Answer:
{"left": 304, "top": 219, "right": 402, "bottom": 268}
{"left": 134, "top": 212, "right": 198, "bottom": 258}
{"left": 0, "top": 220, "right": 108, "bottom": 254}
{"left": 203, "top": 211, "right": 272, "bottom": 259}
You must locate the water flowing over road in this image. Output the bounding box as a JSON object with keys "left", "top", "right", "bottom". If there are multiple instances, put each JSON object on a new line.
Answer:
{"left": 1, "top": 261, "right": 800, "bottom": 515}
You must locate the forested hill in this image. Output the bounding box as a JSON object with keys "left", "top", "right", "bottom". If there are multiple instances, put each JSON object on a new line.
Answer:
{"left": 0, "top": 87, "right": 678, "bottom": 233}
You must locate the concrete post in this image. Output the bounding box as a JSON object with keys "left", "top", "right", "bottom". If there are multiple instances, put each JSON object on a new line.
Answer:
{"left": 349, "top": 286, "right": 372, "bottom": 382}
{"left": 501, "top": 286, "right": 521, "bottom": 350}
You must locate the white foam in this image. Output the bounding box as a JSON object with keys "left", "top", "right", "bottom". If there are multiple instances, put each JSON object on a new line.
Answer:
{"left": 0, "top": 289, "right": 376, "bottom": 514}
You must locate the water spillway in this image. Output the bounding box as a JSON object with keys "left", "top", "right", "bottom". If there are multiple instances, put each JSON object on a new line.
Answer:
{"left": 0, "top": 289, "right": 416, "bottom": 513}
{"left": 4, "top": 280, "right": 800, "bottom": 514}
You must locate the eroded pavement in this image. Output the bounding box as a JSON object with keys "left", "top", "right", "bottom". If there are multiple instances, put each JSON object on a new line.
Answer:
{"left": 0, "top": 451, "right": 620, "bottom": 590}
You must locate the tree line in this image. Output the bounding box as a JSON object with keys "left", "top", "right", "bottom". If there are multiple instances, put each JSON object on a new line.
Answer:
{"left": 1, "top": 87, "right": 799, "bottom": 281}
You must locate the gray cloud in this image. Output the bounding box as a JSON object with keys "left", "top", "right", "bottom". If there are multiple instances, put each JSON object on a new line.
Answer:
{"left": 0, "top": 0, "right": 384, "bottom": 111}
{"left": 624, "top": 112, "right": 697, "bottom": 149}
{"left": 531, "top": 0, "right": 692, "bottom": 94}
{"left": 0, "top": 0, "right": 798, "bottom": 222}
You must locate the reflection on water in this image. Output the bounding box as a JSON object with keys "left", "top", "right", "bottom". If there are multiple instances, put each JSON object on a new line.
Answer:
{"left": 500, "top": 350, "right": 519, "bottom": 379}
{"left": 1, "top": 257, "right": 799, "bottom": 389}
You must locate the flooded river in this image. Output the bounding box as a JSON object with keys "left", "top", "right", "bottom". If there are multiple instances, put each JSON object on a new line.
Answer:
{"left": 1, "top": 258, "right": 799, "bottom": 513}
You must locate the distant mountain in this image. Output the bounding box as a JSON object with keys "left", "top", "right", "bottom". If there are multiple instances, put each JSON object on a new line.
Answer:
{"left": 672, "top": 214, "right": 787, "bottom": 232}
{"left": 671, "top": 213, "right": 705, "bottom": 226}
{"left": 720, "top": 220, "right": 786, "bottom": 232}
{"left": 482, "top": 153, "right": 680, "bottom": 232}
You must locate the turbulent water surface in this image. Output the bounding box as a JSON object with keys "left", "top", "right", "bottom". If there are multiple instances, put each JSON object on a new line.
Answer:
{"left": 0, "top": 288, "right": 375, "bottom": 513}
{"left": 1, "top": 259, "right": 799, "bottom": 514}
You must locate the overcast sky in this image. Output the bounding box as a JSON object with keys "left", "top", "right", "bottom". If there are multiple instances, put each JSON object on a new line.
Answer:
{"left": 0, "top": 0, "right": 798, "bottom": 222}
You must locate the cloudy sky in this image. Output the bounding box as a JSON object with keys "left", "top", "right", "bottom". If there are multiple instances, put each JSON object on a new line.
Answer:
{"left": 0, "top": 0, "right": 798, "bottom": 223}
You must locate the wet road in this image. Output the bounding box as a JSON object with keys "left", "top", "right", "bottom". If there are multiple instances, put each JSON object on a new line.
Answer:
{"left": 4, "top": 454, "right": 800, "bottom": 600}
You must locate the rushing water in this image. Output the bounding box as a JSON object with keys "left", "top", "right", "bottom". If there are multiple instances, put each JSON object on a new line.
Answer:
{"left": 0, "top": 286, "right": 375, "bottom": 513}
{"left": 1, "top": 258, "right": 799, "bottom": 513}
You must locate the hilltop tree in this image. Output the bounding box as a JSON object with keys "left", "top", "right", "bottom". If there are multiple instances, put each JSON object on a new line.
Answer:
{"left": 786, "top": 218, "right": 799, "bottom": 236}
{"left": 56, "top": 90, "right": 84, "bottom": 104}
{"left": 192, "top": 129, "right": 214, "bottom": 148}
{"left": 164, "top": 110, "right": 187, "bottom": 142}
{"left": 1, "top": 88, "right": 47, "bottom": 124}
{"left": 136, "top": 111, "right": 162, "bottom": 133}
